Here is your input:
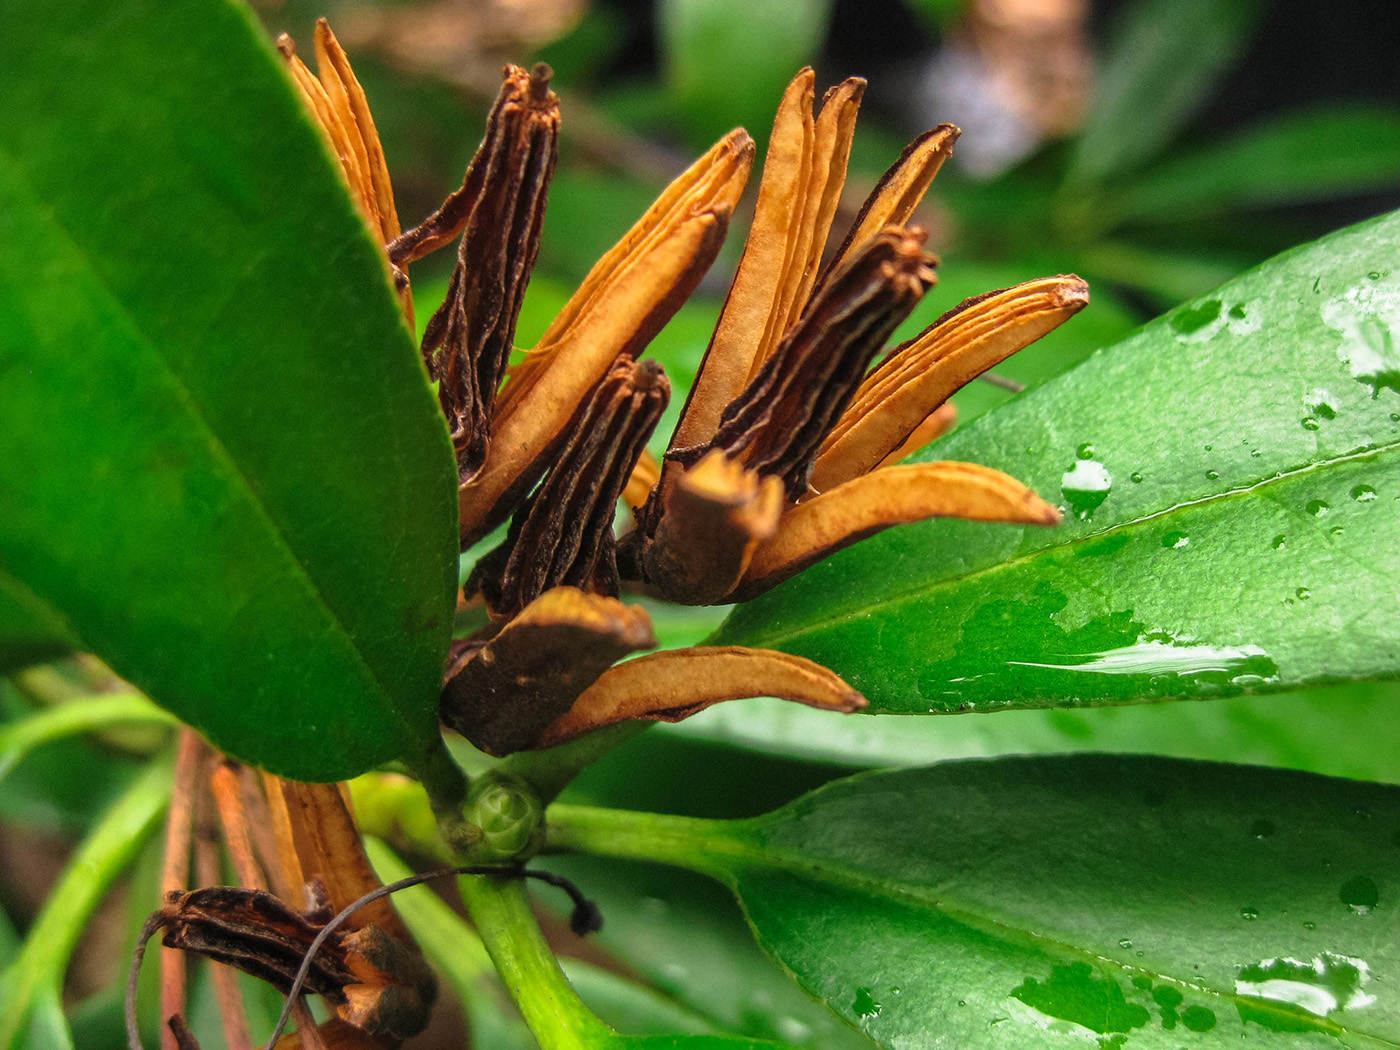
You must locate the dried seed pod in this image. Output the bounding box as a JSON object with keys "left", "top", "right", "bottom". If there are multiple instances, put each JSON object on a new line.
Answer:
{"left": 536, "top": 646, "right": 866, "bottom": 747}
{"left": 812, "top": 276, "right": 1089, "bottom": 490}
{"left": 468, "top": 357, "right": 670, "bottom": 619}
{"left": 672, "top": 70, "right": 864, "bottom": 450}
{"left": 440, "top": 588, "right": 657, "bottom": 755}
{"left": 732, "top": 461, "right": 1061, "bottom": 600}
{"left": 630, "top": 450, "right": 784, "bottom": 605}
{"left": 815, "top": 124, "right": 959, "bottom": 293}
{"left": 699, "top": 227, "right": 937, "bottom": 500}
{"left": 402, "top": 64, "right": 560, "bottom": 484}
{"left": 146, "top": 886, "right": 358, "bottom": 1001}
{"left": 458, "top": 129, "right": 753, "bottom": 546}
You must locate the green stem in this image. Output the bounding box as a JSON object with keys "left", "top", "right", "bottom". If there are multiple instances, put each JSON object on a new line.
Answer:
{"left": 0, "top": 754, "right": 172, "bottom": 1050}
{"left": 405, "top": 737, "right": 478, "bottom": 855}
{"left": 0, "top": 693, "right": 177, "bottom": 784}
{"left": 459, "top": 873, "right": 612, "bottom": 1050}
{"left": 499, "top": 722, "right": 652, "bottom": 804}
{"left": 545, "top": 803, "right": 731, "bottom": 876}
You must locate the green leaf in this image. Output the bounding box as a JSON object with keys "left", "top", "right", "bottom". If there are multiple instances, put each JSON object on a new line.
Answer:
{"left": 657, "top": 0, "right": 833, "bottom": 150}
{"left": 1109, "top": 104, "right": 1400, "bottom": 226}
{"left": 552, "top": 756, "right": 1400, "bottom": 1049}
{"left": 1067, "top": 0, "right": 1268, "bottom": 187}
{"left": 714, "top": 208, "right": 1400, "bottom": 713}
{"left": 0, "top": 0, "right": 458, "bottom": 780}
{"left": 0, "top": 693, "right": 176, "bottom": 785}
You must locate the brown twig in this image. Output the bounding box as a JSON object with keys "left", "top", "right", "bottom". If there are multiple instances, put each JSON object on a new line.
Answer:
{"left": 158, "top": 731, "right": 203, "bottom": 1050}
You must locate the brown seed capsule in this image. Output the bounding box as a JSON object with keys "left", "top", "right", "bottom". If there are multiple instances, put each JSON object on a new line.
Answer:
{"left": 440, "top": 588, "right": 657, "bottom": 756}
{"left": 468, "top": 357, "right": 670, "bottom": 620}
{"left": 691, "top": 226, "right": 937, "bottom": 500}
{"left": 396, "top": 64, "right": 560, "bottom": 484}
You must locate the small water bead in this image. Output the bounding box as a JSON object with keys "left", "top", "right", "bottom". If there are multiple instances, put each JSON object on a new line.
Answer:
{"left": 1251, "top": 818, "right": 1276, "bottom": 838}
{"left": 1241, "top": 906, "right": 1260, "bottom": 921}
{"left": 1272, "top": 534, "right": 1287, "bottom": 549}
{"left": 1077, "top": 442, "right": 1096, "bottom": 459}
{"left": 1303, "top": 921, "right": 1317, "bottom": 931}
{"left": 1119, "top": 939, "right": 1133, "bottom": 949}
{"left": 1204, "top": 444, "right": 1213, "bottom": 451}
{"left": 1307, "top": 500, "right": 1330, "bottom": 517}
{"left": 1297, "top": 587, "right": 1312, "bottom": 600}
{"left": 1340, "top": 875, "right": 1379, "bottom": 915}
{"left": 1206, "top": 470, "right": 1220, "bottom": 480}
{"left": 1130, "top": 472, "right": 1144, "bottom": 483}
{"left": 1302, "top": 416, "right": 1321, "bottom": 430}
{"left": 1163, "top": 531, "right": 1190, "bottom": 549}
{"left": 1352, "top": 484, "right": 1379, "bottom": 502}
{"left": 1331, "top": 526, "right": 1346, "bottom": 537}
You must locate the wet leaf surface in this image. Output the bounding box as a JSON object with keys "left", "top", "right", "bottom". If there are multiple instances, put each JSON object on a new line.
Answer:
{"left": 715, "top": 209, "right": 1400, "bottom": 715}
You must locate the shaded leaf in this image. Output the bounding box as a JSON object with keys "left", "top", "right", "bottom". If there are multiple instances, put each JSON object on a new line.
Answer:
{"left": 1067, "top": 0, "right": 1268, "bottom": 186}
{"left": 714, "top": 209, "right": 1400, "bottom": 714}
{"left": 557, "top": 757, "right": 1400, "bottom": 1049}
{"left": 1110, "top": 104, "right": 1400, "bottom": 226}
{"left": 0, "top": 0, "right": 458, "bottom": 780}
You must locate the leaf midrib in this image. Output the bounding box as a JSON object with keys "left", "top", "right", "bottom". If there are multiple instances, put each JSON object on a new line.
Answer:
{"left": 0, "top": 143, "right": 426, "bottom": 754}
{"left": 728, "top": 441, "right": 1400, "bottom": 651}
{"left": 695, "top": 827, "right": 1400, "bottom": 1047}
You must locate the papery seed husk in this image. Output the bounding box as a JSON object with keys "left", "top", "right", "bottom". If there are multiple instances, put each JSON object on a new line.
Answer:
{"left": 535, "top": 645, "right": 866, "bottom": 747}
{"left": 413, "top": 65, "right": 560, "bottom": 484}
{"left": 458, "top": 131, "right": 752, "bottom": 546}
{"left": 815, "top": 124, "right": 959, "bottom": 295}
{"left": 469, "top": 358, "right": 669, "bottom": 619}
{"left": 632, "top": 449, "right": 784, "bottom": 605}
{"left": 733, "top": 461, "right": 1060, "bottom": 600}
{"left": 702, "top": 227, "right": 937, "bottom": 501}
{"left": 812, "top": 276, "right": 1089, "bottom": 490}
{"left": 670, "top": 71, "right": 817, "bottom": 452}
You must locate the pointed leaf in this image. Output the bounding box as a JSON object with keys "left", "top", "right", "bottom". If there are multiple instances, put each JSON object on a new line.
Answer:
{"left": 1067, "top": 0, "right": 1268, "bottom": 186}
{"left": 714, "top": 209, "right": 1400, "bottom": 714}
{"left": 0, "top": 0, "right": 458, "bottom": 780}
{"left": 556, "top": 757, "right": 1400, "bottom": 1049}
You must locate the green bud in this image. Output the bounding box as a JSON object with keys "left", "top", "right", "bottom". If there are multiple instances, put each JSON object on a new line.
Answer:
{"left": 465, "top": 773, "right": 544, "bottom": 862}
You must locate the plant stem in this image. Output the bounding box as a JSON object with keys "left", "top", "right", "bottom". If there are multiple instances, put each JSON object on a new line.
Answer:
{"left": 406, "top": 738, "right": 478, "bottom": 855}
{"left": 544, "top": 803, "right": 732, "bottom": 876}
{"left": 0, "top": 753, "right": 172, "bottom": 1050}
{"left": 458, "top": 873, "right": 612, "bottom": 1050}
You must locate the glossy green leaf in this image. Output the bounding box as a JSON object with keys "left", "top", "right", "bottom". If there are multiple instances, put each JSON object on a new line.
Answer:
{"left": 1110, "top": 104, "right": 1400, "bottom": 226}
{"left": 1067, "top": 0, "right": 1268, "bottom": 186}
{"left": 552, "top": 756, "right": 1400, "bottom": 1049}
{"left": 0, "top": 0, "right": 458, "bottom": 780}
{"left": 714, "top": 208, "right": 1400, "bottom": 713}
{"left": 665, "top": 680, "right": 1400, "bottom": 781}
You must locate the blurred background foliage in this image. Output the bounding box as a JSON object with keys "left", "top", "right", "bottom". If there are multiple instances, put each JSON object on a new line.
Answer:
{"left": 5, "top": 1, "right": 1400, "bottom": 1046}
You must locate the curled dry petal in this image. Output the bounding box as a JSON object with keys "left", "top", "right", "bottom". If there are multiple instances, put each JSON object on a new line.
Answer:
{"left": 732, "top": 461, "right": 1061, "bottom": 600}
{"left": 874, "top": 401, "right": 957, "bottom": 470}
{"left": 469, "top": 358, "right": 669, "bottom": 618}
{"left": 458, "top": 129, "right": 754, "bottom": 546}
{"left": 672, "top": 70, "right": 864, "bottom": 450}
{"left": 816, "top": 124, "right": 960, "bottom": 293}
{"left": 440, "top": 588, "right": 657, "bottom": 756}
{"left": 631, "top": 449, "right": 784, "bottom": 605}
{"left": 700, "top": 227, "right": 937, "bottom": 500}
{"left": 812, "top": 276, "right": 1089, "bottom": 490}
{"left": 536, "top": 646, "right": 867, "bottom": 747}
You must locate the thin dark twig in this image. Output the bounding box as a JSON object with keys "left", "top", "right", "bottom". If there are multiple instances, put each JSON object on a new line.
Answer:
{"left": 126, "top": 913, "right": 169, "bottom": 1050}
{"left": 976, "top": 371, "right": 1025, "bottom": 393}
